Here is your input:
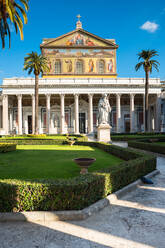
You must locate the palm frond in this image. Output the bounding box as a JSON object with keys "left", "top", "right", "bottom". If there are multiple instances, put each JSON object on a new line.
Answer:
{"left": 0, "top": 0, "right": 29, "bottom": 48}
{"left": 24, "top": 52, "right": 49, "bottom": 76}
{"left": 135, "top": 62, "right": 143, "bottom": 71}
{"left": 135, "top": 49, "right": 159, "bottom": 74}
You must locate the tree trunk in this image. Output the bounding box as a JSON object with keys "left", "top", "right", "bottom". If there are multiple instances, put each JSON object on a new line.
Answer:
{"left": 35, "top": 74, "right": 39, "bottom": 135}
{"left": 145, "top": 69, "right": 149, "bottom": 132}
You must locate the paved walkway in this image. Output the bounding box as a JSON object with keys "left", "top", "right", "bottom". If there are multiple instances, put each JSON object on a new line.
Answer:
{"left": 0, "top": 145, "right": 165, "bottom": 248}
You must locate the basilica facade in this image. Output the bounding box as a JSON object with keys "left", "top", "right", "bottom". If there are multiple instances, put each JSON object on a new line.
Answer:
{"left": 0, "top": 19, "right": 162, "bottom": 135}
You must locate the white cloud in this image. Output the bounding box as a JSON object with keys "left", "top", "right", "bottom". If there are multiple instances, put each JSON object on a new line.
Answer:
{"left": 140, "top": 21, "right": 159, "bottom": 33}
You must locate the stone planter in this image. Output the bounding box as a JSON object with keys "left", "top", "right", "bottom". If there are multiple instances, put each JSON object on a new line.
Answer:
{"left": 67, "top": 140, "right": 75, "bottom": 146}
{"left": 73, "top": 158, "right": 96, "bottom": 174}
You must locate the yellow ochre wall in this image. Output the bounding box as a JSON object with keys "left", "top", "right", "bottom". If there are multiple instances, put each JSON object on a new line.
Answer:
{"left": 42, "top": 31, "right": 117, "bottom": 77}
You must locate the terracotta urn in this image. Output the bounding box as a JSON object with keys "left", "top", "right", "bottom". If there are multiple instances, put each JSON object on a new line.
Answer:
{"left": 67, "top": 140, "right": 75, "bottom": 146}
{"left": 73, "top": 158, "right": 96, "bottom": 174}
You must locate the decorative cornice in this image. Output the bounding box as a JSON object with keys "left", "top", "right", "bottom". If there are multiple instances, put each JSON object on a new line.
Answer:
{"left": 1, "top": 84, "right": 162, "bottom": 89}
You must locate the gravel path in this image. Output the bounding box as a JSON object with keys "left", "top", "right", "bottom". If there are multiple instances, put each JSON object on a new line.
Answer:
{"left": 0, "top": 143, "right": 165, "bottom": 248}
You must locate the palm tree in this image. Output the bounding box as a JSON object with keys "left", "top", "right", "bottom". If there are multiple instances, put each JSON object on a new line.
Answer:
{"left": 0, "top": 0, "right": 29, "bottom": 48}
{"left": 24, "top": 52, "right": 49, "bottom": 134}
{"left": 135, "top": 49, "right": 159, "bottom": 132}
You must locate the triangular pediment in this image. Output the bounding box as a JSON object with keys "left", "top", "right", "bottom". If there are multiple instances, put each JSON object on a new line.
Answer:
{"left": 41, "top": 29, "right": 118, "bottom": 49}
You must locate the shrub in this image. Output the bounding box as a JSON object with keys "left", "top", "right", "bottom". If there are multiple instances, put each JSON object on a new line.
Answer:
{"left": 0, "top": 139, "right": 66, "bottom": 145}
{"left": 111, "top": 134, "right": 165, "bottom": 141}
{"left": 0, "top": 142, "right": 156, "bottom": 212}
{"left": 128, "top": 139, "right": 165, "bottom": 155}
{"left": 0, "top": 143, "right": 16, "bottom": 153}
{"left": 27, "top": 134, "right": 46, "bottom": 138}
{"left": 0, "top": 134, "right": 87, "bottom": 144}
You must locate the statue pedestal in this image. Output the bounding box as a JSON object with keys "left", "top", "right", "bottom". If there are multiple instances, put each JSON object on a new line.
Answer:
{"left": 97, "top": 124, "right": 111, "bottom": 143}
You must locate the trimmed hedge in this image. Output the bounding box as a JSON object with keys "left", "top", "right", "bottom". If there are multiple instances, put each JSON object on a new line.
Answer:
{"left": 0, "top": 135, "right": 88, "bottom": 145}
{"left": 111, "top": 134, "right": 165, "bottom": 141}
{"left": 128, "top": 139, "right": 165, "bottom": 155}
{"left": 0, "top": 139, "right": 65, "bottom": 145}
{"left": 0, "top": 142, "right": 156, "bottom": 212}
{"left": 0, "top": 143, "right": 16, "bottom": 153}
{"left": 27, "top": 134, "right": 47, "bottom": 138}
{"left": 0, "top": 136, "right": 87, "bottom": 145}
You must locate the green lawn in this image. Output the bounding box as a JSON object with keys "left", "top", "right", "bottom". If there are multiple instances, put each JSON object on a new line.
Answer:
{"left": 0, "top": 145, "right": 123, "bottom": 180}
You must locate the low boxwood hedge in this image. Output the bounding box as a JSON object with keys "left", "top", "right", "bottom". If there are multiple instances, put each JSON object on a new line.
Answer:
{"left": 0, "top": 139, "right": 65, "bottom": 145}
{"left": 0, "top": 143, "right": 16, "bottom": 153}
{"left": 0, "top": 134, "right": 88, "bottom": 145}
{"left": 111, "top": 134, "right": 165, "bottom": 141}
{"left": 0, "top": 142, "right": 156, "bottom": 212}
{"left": 128, "top": 139, "right": 165, "bottom": 155}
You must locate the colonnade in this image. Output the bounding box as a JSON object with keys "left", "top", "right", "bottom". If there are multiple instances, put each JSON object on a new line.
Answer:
{"left": 1, "top": 93, "right": 157, "bottom": 135}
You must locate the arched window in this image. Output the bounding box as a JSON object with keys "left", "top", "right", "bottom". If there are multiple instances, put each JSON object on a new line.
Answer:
{"left": 55, "top": 60, "right": 61, "bottom": 74}
{"left": 76, "top": 60, "right": 83, "bottom": 74}
{"left": 98, "top": 60, "right": 105, "bottom": 74}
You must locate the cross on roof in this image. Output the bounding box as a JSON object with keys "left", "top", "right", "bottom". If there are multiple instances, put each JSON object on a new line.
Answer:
{"left": 77, "top": 14, "right": 81, "bottom": 22}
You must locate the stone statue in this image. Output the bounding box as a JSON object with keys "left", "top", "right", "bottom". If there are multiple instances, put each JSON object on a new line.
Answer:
{"left": 98, "top": 94, "right": 111, "bottom": 125}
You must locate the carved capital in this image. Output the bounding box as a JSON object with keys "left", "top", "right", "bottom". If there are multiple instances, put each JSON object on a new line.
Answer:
{"left": 60, "top": 94, "right": 65, "bottom": 98}
{"left": 17, "top": 94, "right": 22, "bottom": 100}
{"left": 116, "top": 93, "right": 122, "bottom": 98}
{"left": 130, "top": 93, "right": 135, "bottom": 98}
{"left": 46, "top": 94, "right": 51, "bottom": 101}
{"left": 2, "top": 94, "right": 8, "bottom": 100}
{"left": 74, "top": 94, "right": 79, "bottom": 98}
{"left": 88, "top": 94, "right": 93, "bottom": 98}
{"left": 31, "top": 94, "right": 35, "bottom": 99}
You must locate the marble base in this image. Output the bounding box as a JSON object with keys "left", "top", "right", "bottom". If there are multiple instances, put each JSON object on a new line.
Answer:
{"left": 97, "top": 124, "right": 111, "bottom": 143}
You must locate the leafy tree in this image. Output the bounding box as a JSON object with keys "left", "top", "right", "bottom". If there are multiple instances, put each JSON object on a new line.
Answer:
{"left": 135, "top": 49, "right": 159, "bottom": 132}
{"left": 24, "top": 52, "right": 49, "bottom": 134}
{"left": 0, "top": 0, "right": 29, "bottom": 48}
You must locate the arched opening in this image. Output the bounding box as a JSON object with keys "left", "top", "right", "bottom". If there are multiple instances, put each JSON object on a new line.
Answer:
{"left": 76, "top": 60, "right": 83, "bottom": 74}
{"left": 98, "top": 60, "right": 105, "bottom": 74}
{"left": 54, "top": 60, "right": 61, "bottom": 74}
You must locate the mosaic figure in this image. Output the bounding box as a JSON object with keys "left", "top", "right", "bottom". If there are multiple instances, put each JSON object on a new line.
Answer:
{"left": 89, "top": 59, "right": 94, "bottom": 72}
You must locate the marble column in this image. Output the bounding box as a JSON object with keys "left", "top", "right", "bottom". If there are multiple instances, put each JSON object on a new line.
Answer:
{"left": 9, "top": 109, "right": 13, "bottom": 133}
{"left": 155, "top": 94, "right": 161, "bottom": 132}
{"left": 116, "top": 94, "right": 121, "bottom": 133}
{"left": 130, "top": 94, "right": 135, "bottom": 133}
{"left": 17, "top": 94, "right": 22, "bottom": 135}
{"left": 74, "top": 94, "right": 79, "bottom": 134}
{"left": 32, "top": 94, "right": 35, "bottom": 134}
{"left": 60, "top": 94, "right": 65, "bottom": 134}
{"left": 142, "top": 94, "right": 145, "bottom": 132}
{"left": 46, "top": 94, "right": 51, "bottom": 134}
{"left": 148, "top": 106, "right": 151, "bottom": 132}
{"left": 2, "top": 94, "right": 8, "bottom": 134}
{"left": 88, "top": 94, "right": 93, "bottom": 133}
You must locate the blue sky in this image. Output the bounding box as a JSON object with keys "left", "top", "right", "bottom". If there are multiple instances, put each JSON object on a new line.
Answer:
{"left": 0, "top": 0, "right": 165, "bottom": 84}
